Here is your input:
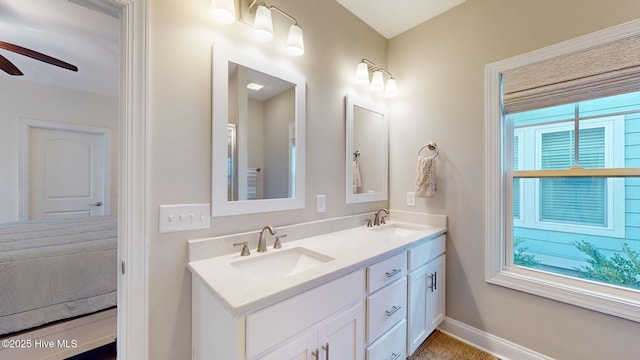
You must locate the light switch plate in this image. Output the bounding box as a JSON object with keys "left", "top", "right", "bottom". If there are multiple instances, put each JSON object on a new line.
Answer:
{"left": 317, "top": 195, "right": 326, "bottom": 213}
{"left": 407, "top": 192, "right": 416, "bottom": 207}
{"left": 159, "top": 203, "right": 210, "bottom": 233}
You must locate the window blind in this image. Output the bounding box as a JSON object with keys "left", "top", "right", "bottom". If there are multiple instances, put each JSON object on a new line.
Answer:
{"left": 539, "top": 127, "right": 607, "bottom": 226}
{"left": 502, "top": 35, "right": 640, "bottom": 114}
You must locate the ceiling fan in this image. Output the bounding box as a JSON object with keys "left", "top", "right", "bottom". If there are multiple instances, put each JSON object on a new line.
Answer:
{"left": 0, "top": 41, "right": 78, "bottom": 76}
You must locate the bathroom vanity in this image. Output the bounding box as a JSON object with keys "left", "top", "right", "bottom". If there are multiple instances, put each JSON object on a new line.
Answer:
{"left": 188, "top": 220, "right": 446, "bottom": 360}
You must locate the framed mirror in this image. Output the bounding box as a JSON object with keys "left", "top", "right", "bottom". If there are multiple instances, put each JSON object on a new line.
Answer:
{"left": 345, "top": 94, "right": 388, "bottom": 204}
{"left": 212, "top": 43, "right": 306, "bottom": 216}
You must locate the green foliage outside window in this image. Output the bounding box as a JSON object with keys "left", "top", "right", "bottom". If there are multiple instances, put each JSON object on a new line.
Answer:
{"left": 513, "top": 238, "right": 540, "bottom": 267}
{"left": 573, "top": 241, "right": 640, "bottom": 290}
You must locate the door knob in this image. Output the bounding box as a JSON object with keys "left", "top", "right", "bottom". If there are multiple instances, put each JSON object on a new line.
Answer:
{"left": 90, "top": 201, "right": 103, "bottom": 207}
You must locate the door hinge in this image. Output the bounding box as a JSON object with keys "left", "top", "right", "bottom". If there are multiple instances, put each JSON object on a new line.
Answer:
{"left": 121, "top": 260, "right": 126, "bottom": 275}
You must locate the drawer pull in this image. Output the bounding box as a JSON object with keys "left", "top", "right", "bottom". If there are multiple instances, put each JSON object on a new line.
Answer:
{"left": 385, "top": 305, "right": 402, "bottom": 317}
{"left": 322, "top": 342, "right": 330, "bottom": 360}
{"left": 391, "top": 353, "right": 401, "bottom": 360}
{"left": 385, "top": 268, "right": 402, "bottom": 278}
{"left": 312, "top": 348, "right": 319, "bottom": 359}
{"left": 428, "top": 272, "right": 437, "bottom": 292}
{"left": 434, "top": 271, "right": 438, "bottom": 290}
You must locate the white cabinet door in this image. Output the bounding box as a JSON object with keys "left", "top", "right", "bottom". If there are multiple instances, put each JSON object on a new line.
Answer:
{"left": 259, "top": 329, "right": 317, "bottom": 360}
{"left": 426, "top": 255, "right": 446, "bottom": 334}
{"left": 318, "top": 302, "right": 365, "bottom": 360}
{"left": 260, "top": 302, "right": 364, "bottom": 360}
{"left": 407, "top": 254, "right": 446, "bottom": 356}
{"left": 407, "top": 263, "right": 429, "bottom": 355}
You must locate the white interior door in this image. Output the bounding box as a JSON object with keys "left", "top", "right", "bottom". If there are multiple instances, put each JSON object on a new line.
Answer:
{"left": 25, "top": 123, "right": 109, "bottom": 219}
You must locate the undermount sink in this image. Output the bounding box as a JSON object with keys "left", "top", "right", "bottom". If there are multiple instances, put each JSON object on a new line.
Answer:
{"left": 370, "top": 224, "right": 421, "bottom": 236}
{"left": 231, "top": 247, "right": 334, "bottom": 283}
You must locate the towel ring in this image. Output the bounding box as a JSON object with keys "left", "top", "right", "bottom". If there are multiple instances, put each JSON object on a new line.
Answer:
{"left": 418, "top": 141, "right": 438, "bottom": 158}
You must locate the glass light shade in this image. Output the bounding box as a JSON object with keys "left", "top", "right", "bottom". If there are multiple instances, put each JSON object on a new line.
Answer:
{"left": 370, "top": 70, "right": 384, "bottom": 91}
{"left": 355, "top": 62, "right": 369, "bottom": 85}
{"left": 210, "top": 0, "right": 236, "bottom": 24}
{"left": 253, "top": 5, "right": 274, "bottom": 42}
{"left": 286, "top": 24, "right": 305, "bottom": 56}
{"left": 384, "top": 78, "right": 397, "bottom": 98}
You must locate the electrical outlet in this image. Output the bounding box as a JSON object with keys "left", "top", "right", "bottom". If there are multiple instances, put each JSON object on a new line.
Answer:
{"left": 407, "top": 192, "right": 416, "bottom": 207}
{"left": 317, "top": 195, "right": 326, "bottom": 213}
{"left": 159, "top": 203, "right": 210, "bottom": 233}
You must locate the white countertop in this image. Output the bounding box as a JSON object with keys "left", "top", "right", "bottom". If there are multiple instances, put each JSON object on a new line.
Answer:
{"left": 187, "top": 221, "right": 446, "bottom": 316}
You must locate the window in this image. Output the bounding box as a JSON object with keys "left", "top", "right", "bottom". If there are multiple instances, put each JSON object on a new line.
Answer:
{"left": 486, "top": 20, "right": 640, "bottom": 323}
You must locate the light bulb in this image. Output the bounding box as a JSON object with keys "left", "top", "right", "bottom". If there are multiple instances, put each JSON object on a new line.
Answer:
{"left": 210, "top": 0, "right": 236, "bottom": 24}
{"left": 253, "top": 5, "right": 274, "bottom": 42}
{"left": 371, "top": 70, "right": 384, "bottom": 91}
{"left": 355, "top": 62, "right": 369, "bottom": 85}
{"left": 385, "top": 78, "right": 397, "bottom": 98}
{"left": 286, "top": 24, "right": 304, "bottom": 56}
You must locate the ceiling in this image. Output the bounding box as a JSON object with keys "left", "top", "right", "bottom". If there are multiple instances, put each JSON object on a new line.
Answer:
{"left": 336, "top": 0, "right": 466, "bottom": 39}
{"left": 0, "top": 0, "right": 120, "bottom": 96}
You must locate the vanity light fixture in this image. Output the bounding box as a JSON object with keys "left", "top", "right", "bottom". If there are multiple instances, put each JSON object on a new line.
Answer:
{"left": 249, "top": 1, "right": 304, "bottom": 56}
{"left": 252, "top": 4, "right": 274, "bottom": 42}
{"left": 210, "top": 0, "right": 237, "bottom": 24}
{"left": 211, "top": 0, "right": 305, "bottom": 56}
{"left": 370, "top": 70, "right": 384, "bottom": 91}
{"left": 355, "top": 59, "right": 398, "bottom": 98}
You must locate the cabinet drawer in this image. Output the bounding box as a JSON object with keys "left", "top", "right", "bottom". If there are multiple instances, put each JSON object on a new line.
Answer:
{"left": 366, "top": 277, "right": 407, "bottom": 343}
{"left": 367, "top": 252, "right": 407, "bottom": 293}
{"left": 366, "top": 319, "right": 406, "bottom": 360}
{"left": 408, "top": 234, "right": 445, "bottom": 271}
{"left": 246, "top": 269, "right": 365, "bottom": 359}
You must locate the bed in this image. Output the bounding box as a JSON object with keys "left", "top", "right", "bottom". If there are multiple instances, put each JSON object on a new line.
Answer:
{"left": 0, "top": 216, "right": 117, "bottom": 359}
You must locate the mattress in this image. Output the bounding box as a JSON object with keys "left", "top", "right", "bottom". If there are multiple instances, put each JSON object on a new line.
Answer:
{"left": 0, "top": 216, "right": 117, "bottom": 335}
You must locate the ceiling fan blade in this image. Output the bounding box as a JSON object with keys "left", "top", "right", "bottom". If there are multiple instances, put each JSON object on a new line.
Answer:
{"left": 0, "top": 41, "right": 78, "bottom": 72}
{"left": 0, "top": 53, "right": 23, "bottom": 75}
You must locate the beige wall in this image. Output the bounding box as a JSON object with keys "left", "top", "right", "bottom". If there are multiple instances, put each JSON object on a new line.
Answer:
{"left": 147, "top": 0, "right": 387, "bottom": 358}
{"left": 0, "top": 77, "right": 118, "bottom": 223}
{"left": 388, "top": 0, "right": 640, "bottom": 359}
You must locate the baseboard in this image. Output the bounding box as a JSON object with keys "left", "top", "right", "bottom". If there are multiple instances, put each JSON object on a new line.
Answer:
{"left": 438, "top": 317, "right": 555, "bottom": 360}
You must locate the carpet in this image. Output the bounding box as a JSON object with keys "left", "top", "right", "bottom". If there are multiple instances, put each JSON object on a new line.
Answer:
{"left": 409, "top": 330, "right": 499, "bottom": 360}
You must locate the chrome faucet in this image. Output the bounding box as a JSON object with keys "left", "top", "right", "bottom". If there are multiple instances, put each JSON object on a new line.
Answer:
{"left": 373, "top": 208, "right": 389, "bottom": 226}
{"left": 257, "top": 225, "right": 276, "bottom": 252}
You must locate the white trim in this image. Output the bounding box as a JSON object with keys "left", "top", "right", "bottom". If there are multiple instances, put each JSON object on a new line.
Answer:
{"left": 18, "top": 119, "right": 112, "bottom": 220}
{"left": 439, "top": 317, "right": 555, "bottom": 360}
{"left": 486, "top": 18, "right": 640, "bottom": 323}
{"left": 345, "top": 93, "right": 389, "bottom": 204}
{"left": 115, "top": 0, "right": 148, "bottom": 359}
{"left": 211, "top": 42, "right": 306, "bottom": 216}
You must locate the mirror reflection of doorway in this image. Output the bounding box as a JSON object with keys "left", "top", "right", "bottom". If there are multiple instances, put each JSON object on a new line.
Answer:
{"left": 0, "top": 1, "right": 121, "bottom": 358}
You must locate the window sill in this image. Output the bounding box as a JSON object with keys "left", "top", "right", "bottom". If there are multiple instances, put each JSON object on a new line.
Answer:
{"left": 487, "top": 267, "right": 640, "bottom": 323}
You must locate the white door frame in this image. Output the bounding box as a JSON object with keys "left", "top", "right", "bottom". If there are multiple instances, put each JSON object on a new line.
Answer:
{"left": 18, "top": 119, "right": 112, "bottom": 220}
{"left": 115, "top": 0, "right": 148, "bottom": 358}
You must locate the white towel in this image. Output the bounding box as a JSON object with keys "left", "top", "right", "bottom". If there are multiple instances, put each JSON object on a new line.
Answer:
{"left": 415, "top": 156, "right": 436, "bottom": 198}
{"left": 353, "top": 159, "right": 362, "bottom": 193}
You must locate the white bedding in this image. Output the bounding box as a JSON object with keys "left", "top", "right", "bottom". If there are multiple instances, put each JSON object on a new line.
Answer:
{"left": 0, "top": 216, "right": 117, "bottom": 336}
